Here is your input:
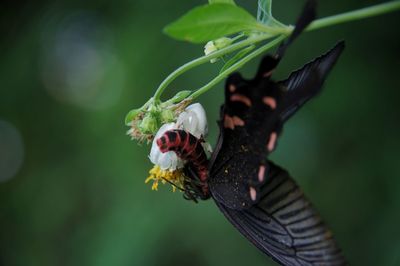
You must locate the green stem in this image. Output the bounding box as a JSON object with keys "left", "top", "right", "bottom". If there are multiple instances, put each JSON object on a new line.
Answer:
{"left": 152, "top": 34, "right": 277, "bottom": 101}
{"left": 154, "top": 1, "right": 400, "bottom": 101}
{"left": 254, "top": 23, "right": 291, "bottom": 35}
{"left": 308, "top": 1, "right": 400, "bottom": 31}
{"left": 190, "top": 35, "right": 286, "bottom": 99}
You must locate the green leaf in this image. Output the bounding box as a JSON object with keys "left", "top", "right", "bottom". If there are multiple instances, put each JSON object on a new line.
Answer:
{"left": 208, "top": 0, "right": 236, "bottom": 5}
{"left": 125, "top": 108, "right": 141, "bottom": 125}
{"left": 164, "top": 4, "right": 259, "bottom": 43}
{"left": 220, "top": 45, "right": 255, "bottom": 73}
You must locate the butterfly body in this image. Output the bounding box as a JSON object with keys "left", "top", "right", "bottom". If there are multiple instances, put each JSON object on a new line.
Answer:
{"left": 157, "top": 129, "right": 210, "bottom": 199}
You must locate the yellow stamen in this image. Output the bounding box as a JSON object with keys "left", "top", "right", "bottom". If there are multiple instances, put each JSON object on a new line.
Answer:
{"left": 145, "top": 165, "right": 185, "bottom": 192}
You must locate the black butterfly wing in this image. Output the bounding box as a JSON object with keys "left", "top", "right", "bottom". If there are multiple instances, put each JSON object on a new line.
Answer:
{"left": 206, "top": 1, "right": 346, "bottom": 262}
{"left": 208, "top": 0, "right": 321, "bottom": 210}
{"left": 208, "top": 73, "right": 283, "bottom": 209}
{"left": 278, "top": 41, "right": 345, "bottom": 122}
{"left": 214, "top": 161, "right": 347, "bottom": 266}
{"left": 209, "top": 42, "right": 345, "bottom": 210}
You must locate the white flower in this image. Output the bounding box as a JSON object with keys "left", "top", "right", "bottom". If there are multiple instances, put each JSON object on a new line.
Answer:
{"left": 176, "top": 103, "right": 208, "bottom": 139}
{"left": 149, "top": 103, "right": 209, "bottom": 171}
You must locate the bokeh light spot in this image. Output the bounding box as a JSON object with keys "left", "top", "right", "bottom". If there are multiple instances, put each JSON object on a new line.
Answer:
{"left": 40, "top": 11, "right": 125, "bottom": 110}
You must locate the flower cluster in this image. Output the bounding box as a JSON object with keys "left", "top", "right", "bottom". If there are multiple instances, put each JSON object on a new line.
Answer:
{"left": 125, "top": 91, "right": 193, "bottom": 143}
{"left": 145, "top": 103, "right": 210, "bottom": 191}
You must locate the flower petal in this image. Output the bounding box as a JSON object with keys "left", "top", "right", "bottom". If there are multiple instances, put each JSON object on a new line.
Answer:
{"left": 177, "top": 103, "right": 208, "bottom": 138}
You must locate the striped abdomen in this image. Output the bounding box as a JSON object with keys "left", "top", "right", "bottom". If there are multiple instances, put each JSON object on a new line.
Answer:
{"left": 156, "top": 129, "right": 209, "bottom": 194}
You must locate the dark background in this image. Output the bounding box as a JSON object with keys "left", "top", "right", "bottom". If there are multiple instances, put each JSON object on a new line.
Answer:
{"left": 0, "top": 0, "right": 399, "bottom": 265}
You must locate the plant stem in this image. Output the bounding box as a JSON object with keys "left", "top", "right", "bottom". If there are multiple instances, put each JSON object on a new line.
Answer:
{"left": 254, "top": 23, "right": 292, "bottom": 35}
{"left": 307, "top": 1, "right": 400, "bottom": 31}
{"left": 189, "top": 1, "right": 400, "bottom": 100}
{"left": 190, "top": 35, "right": 286, "bottom": 99}
{"left": 152, "top": 34, "right": 277, "bottom": 101}
{"left": 154, "top": 1, "right": 400, "bottom": 101}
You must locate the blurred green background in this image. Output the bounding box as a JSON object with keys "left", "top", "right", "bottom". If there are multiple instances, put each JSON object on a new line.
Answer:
{"left": 0, "top": 0, "right": 399, "bottom": 265}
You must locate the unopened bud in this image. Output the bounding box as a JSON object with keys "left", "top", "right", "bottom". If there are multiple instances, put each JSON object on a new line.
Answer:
{"left": 160, "top": 109, "right": 175, "bottom": 123}
{"left": 139, "top": 114, "right": 159, "bottom": 134}
{"left": 125, "top": 108, "right": 141, "bottom": 125}
{"left": 204, "top": 37, "right": 232, "bottom": 63}
{"left": 214, "top": 37, "right": 233, "bottom": 49}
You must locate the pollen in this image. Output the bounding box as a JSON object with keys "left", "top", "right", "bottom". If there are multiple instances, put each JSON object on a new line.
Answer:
{"left": 145, "top": 165, "right": 185, "bottom": 192}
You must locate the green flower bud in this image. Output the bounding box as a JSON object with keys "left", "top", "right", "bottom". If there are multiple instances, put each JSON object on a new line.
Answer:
{"left": 204, "top": 37, "right": 232, "bottom": 63}
{"left": 160, "top": 109, "right": 175, "bottom": 123}
{"left": 204, "top": 41, "right": 218, "bottom": 56}
{"left": 139, "top": 114, "right": 159, "bottom": 134}
{"left": 214, "top": 37, "right": 233, "bottom": 49}
{"left": 125, "top": 108, "right": 141, "bottom": 125}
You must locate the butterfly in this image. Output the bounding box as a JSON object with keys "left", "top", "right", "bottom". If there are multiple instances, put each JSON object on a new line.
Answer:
{"left": 156, "top": 1, "right": 347, "bottom": 265}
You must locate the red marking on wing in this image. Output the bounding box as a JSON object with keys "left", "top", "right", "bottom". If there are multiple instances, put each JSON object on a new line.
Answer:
{"left": 249, "top": 187, "right": 257, "bottom": 201}
{"left": 224, "top": 115, "right": 235, "bottom": 129}
{"left": 232, "top": 116, "right": 245, "bottom": 126}
{"left": 262, "top": 96, "right": 277, "bottom": 110}
{"left": 267, "top": 132, "right": 278, "bottom": 152}
{"left": 229, "top": 84, "right": 236, "bottom": 93}
{"left": 230, "top": 94, "right": 252, "bottom": 107}
{"left": 263, "top": 69, "right": 274, "bottom": 78}
{"left": 258, "top": 165, "right": 266, "bottom": 182}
